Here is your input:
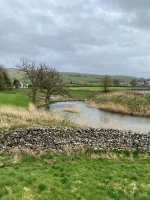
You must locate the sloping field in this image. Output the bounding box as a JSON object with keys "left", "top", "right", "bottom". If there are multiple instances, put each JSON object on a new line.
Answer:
{"left": 7, "top": 68, "right": 136, "bottom": 85}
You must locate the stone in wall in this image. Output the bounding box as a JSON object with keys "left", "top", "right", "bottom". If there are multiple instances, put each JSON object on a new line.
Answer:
{"left": 0, "top": 127, "right": 150, "bottom": 152}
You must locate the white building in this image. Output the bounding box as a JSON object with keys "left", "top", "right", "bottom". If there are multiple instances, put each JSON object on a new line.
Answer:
{"left": 119, "top": 82, "right": 132, "bottom": 87}
{"left": 20, "top": 82, "right": 28, "bottom": 88}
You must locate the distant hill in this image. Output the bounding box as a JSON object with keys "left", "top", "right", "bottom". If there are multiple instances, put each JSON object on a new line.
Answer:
{"left": 7, "top": 68, "right": 136, "bottom": 85}
{"left": 61, "top": 72, "right": 136, "bottom": 85}
{"left": 8, "top": 68, "right": 27, "bottom": 82}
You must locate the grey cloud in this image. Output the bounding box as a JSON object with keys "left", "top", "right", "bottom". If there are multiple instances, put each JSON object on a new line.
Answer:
{"left": 0, "top": 0, "right": 150, "bottom": 77}
{"left": 110, "top": 0, "right": 150, "bottom": 11}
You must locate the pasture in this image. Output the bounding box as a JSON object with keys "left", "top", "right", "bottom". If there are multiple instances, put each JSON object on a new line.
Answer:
{"left": 69, "top": 86, "right": 142, "bottom": 91}
{"left": 0, "top": 150, "right": 150, "bottom": 200}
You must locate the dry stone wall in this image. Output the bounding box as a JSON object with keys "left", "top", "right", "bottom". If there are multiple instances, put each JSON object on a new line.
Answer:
{"left": 0, "top": 127, "right": 150, "bottom": 152}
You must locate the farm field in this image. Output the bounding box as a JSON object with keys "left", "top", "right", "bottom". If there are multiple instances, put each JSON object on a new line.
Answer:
{"left": 69, "top": 86, "right": 140, "bottom": 91}
{"left": 68, "top": 90, "right": 94, "bottom": 99}
{"left": 0, "top": 91, "right": 30, "bottom": 107}
{"left": 0, "top": 88, "right": 95, "bottom": 107}
{"left": 0, "top": 86, "right": 145, "bottom": 108}
{"left": 0, "top": 150, "right": 150, "bottom": 200}
{"left": 0, "top": 89, "right": 45, "bottom": 107}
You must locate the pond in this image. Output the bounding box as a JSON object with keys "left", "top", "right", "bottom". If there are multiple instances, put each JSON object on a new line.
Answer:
{"left": 50, "top": 101, "right": 150, "bottom": 133}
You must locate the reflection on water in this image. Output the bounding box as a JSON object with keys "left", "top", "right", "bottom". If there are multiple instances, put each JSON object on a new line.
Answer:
{"left": 50, "top": 101, "right": 150, "bottom": 133}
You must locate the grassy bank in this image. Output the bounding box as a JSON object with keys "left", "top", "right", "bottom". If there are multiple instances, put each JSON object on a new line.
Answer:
{"left": 0, "top": 149, "right": 150, "bottom": 200}
{"left": 87, "top": 91, "right": 150, "bottom": 117}
{"left": 0, "top": 104, "right": 72, "bottom": 131}
{"left": 0, "top": 89, "right": 87, "bottom": 130}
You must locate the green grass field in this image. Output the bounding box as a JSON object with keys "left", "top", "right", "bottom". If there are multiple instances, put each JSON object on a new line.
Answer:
{"left": 0, "top": 91, "right": 30, "bottom": 107}
{"left": 0, "top": 88, "right": 96, "bottom": 107}
{"left": 69, "top": 86, "right": 141, "bottom": 91}
{"left": 68, "top": 90, "right": 95, "bottom": 99}
{"left": 0, "top": 150, "right": 150, "bottom": 200}
{"left": 0, "top": 88, "right": 45, "bottom": 107}
{"left": 0, "top": 86, "right": 146, "bottom": 107}
{"left": 1, "top": 67, "right": 144, "bottom": 108}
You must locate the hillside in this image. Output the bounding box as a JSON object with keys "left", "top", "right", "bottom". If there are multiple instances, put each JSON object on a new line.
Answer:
{"left": 7, "top": 68, "right": 136, "bottom": 85}
{"left": 61, "top": 72, "right": 136, "bottom": 85}
{"left": 8, "top": 68, "right": 27, "bottom": 82}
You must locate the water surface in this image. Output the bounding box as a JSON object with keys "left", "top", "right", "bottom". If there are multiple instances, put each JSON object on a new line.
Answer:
{"left": 50, "top": 101, "right": 150, "bottom": 133}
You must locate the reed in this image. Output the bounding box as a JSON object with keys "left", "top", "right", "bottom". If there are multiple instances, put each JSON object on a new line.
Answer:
{"left": 63, "top": 106, "right": 80, "bottom": 113}
{"left": 0, "top": 103, "right": 70, "bottom": 130}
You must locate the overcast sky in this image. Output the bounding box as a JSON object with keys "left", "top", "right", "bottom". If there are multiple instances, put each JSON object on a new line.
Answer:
{"left": 0, "top": 0, "right": 150, "bottom": 77}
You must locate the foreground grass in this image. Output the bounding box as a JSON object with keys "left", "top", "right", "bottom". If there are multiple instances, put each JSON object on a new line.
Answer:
{"left": 0, "top": 149, "right": 150, "bottom": 200}
{"left": 0, "top": 104, "right": 72, "bottom": 130}
{"left": 87, "top": 91, "right": 150, "bottom": 117}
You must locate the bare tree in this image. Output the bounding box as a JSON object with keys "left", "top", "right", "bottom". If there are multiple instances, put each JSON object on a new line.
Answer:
{"left": 101, "top": 75, "right": 111, "bottom": 92}
{"left": 40, "top": 66, "right": 64, "bottom": 105}
{"left": 17, "top": 59, "right": 46, "bottom": 104}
